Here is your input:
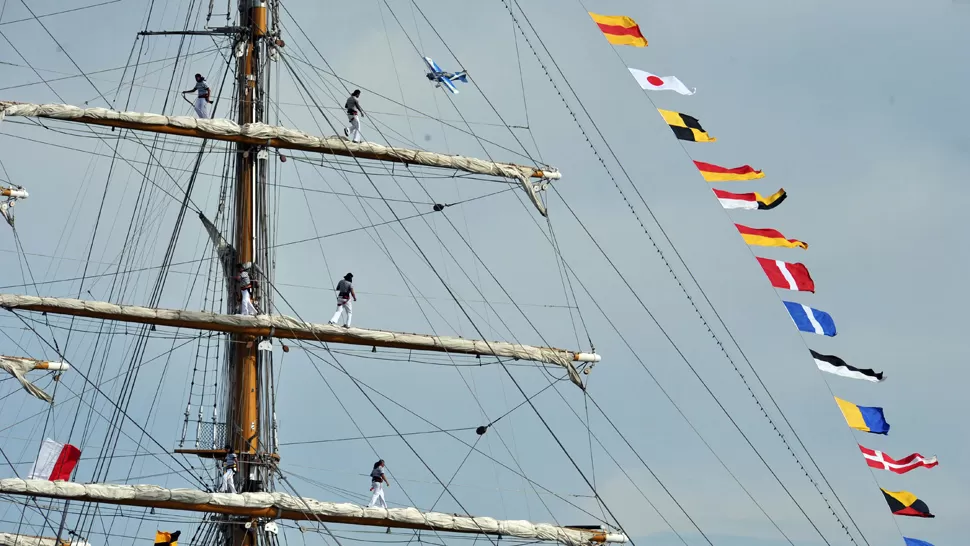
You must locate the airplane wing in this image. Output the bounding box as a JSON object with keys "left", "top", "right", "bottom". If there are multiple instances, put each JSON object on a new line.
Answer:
{"left": 439, "top": 77, "right": 459, "bottom": 94}
{"left": 423, "top": 56, "right": 442, "bottom": 73}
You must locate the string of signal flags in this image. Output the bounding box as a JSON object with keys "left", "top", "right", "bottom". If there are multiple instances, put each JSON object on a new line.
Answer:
{"left": 587, "top": 11, "right": 938, "bottom": 546}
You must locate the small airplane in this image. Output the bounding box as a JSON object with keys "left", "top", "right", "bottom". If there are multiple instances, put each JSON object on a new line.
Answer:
{"left": 423, "top": 56, "right": 468, "bottom": 94}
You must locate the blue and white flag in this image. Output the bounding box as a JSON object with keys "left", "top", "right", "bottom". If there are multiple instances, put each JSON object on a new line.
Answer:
{"left": 904, "top": 539, "right": 934, "bottom": 546}
{"left": 784, "top": 301, "right": 836, "bottom": 336}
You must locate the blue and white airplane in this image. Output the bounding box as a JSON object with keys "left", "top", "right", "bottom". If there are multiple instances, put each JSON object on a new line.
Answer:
{"left": 423, "top": 56, "right": 468, "bottom": 94}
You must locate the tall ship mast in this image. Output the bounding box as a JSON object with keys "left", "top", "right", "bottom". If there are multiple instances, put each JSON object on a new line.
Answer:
{"left": 0, "top": 2, "right": 610, "bottom": 546}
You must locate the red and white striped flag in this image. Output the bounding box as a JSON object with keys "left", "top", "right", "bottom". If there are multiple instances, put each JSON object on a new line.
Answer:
{"left": 27, "top": 439, "right": 81, "bottom": 481}
{"left": 859, "top": 445, "right": 938, "bottom": 474}
{"left": 756, "top": 257, "right": 815, "bottom": 292}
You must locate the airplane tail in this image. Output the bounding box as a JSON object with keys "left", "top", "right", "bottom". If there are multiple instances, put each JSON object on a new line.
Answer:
{"left": 456, "top": 73, "right": 468, "bottom": 83}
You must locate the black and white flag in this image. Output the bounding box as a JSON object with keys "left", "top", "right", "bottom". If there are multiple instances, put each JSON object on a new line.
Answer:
{"left": 811, "top": 350, "right": 885, "bottom": 382}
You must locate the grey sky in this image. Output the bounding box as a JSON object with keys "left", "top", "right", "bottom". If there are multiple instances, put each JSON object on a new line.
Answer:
{"left": 0, "top": 1, "right": 966, "bottom": 546}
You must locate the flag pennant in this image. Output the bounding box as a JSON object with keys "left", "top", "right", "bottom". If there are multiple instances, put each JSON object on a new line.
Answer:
{"left": 628, "top": 68, "right": 694, "bottom": 95}
{"left": 694, "top": 160, "right": 764, "bottom": 182}
{"left": 27, "top": 438, "right": 81, "bottom": 481}
{"left": 882, "top": 489, "right": 934, "bottom": 517}
{"left": 835, "top": 397, "right": 889, "bottom": 434}
{"left": 785, "top": 301, "right": 836, "bottom": 336}
{"left": 904, "top": 538, "right": 935, "bottom": 546}
{"left": 860, "top": 445, "right": 937, "bottom": 474}
{"left": 714, "top": 188, "right": 786, "bottom": 210}
{"left": 812, "top": 350, "right": 883, "bottom": 381}
{"left": 658, "top": 109, "right": 716, "bottom": 142}
{"left": 736, "top": 224, "right": 807, "bottom": 249}
{"left": 757, "top": 257, "right": 815, "bottom": 292}
{"left": 589, "top": 13, "right": 648, "bottom": 47}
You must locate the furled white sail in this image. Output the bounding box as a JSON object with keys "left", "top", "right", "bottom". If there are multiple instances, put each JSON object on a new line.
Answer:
{"left": 0, "top": 479, "right": 627, "bottom": 546}
{"left": 0, "top": 534, "right": 89, "bottom": 546}
{"left": 0, "top": 356, "right": 68, "bottom": 403}
{"left": 0, "top": 294, "right": 599, "bottom": 387}
{"left": 0, "top": 101, "right": 559, "bottom": 216}
{"left": 198, "top": 212, "right": 236, "bottom": 287}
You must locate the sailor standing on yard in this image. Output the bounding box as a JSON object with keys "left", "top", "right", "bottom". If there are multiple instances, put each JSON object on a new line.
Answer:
{"left": 181, "top": 73, "right": 212, "bottom": 118}
{"left": 343, "top": 90, "right": 363, "bottom": 143}
{"left": 368, "top": 459, "right": 389, "bottom": 508}
{"left": 236, "top": 263, "right": 258, "bottom": 316}
{"left": 328, "top": 273, "right": 356, "bottom": 327}
{"left": 219, "top": 446, "right": 237, "bottom": 493}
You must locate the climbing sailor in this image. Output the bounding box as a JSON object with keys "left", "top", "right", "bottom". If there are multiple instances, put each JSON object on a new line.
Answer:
{"left": 219, "top": 446, "right": 237, "bottom": 493}
{"left": 236, "top": 263, "right": 258, "bottom": 316}
{"left": 343, "top": 89, "right": 363, "bottom": 143}
{"left": 181, "top": 73, "right": 212, "bottom": 118}
{"left": 368, "top": 459, "right": 389, "bottom": 508}
{"left": 328, "top": 273, "right": 356, "bottom": 328}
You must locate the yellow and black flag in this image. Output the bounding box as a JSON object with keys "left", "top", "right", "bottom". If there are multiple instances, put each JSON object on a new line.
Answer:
{"left": 658, "top": 109, "right": 716, "bottom": 142}
{"left": 155, "top": 530, "right": 181, "bottom": 546}
{"left": 881, "top": 489, "right": 934, "bottom": 518}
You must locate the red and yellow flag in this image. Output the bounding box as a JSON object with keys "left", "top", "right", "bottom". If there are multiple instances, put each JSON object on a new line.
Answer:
{"left": 588, "top": 13, "right": 648, "bottom": 47}
{"left": 694, "top": 161, "right": 764, "bottom": 182}
{"left": 735, "top": 224, "right": 807, "bottom": 249}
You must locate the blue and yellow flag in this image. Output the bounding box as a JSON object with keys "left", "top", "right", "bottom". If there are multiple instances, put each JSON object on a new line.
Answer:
{"left": 835, "top": 397, "right": 889, "bottom": 434}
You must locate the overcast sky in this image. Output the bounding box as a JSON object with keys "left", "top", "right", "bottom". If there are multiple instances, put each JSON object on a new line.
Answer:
{"left": 0, "top": 1, "right": 967, "bottom": 546}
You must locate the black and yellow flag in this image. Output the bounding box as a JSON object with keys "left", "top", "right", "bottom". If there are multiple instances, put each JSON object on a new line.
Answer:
{"left": 658, "top": 109, "right": 716, "bottom": 142}
{"left": 155, "top": 530, "right": 181, "bottom": 546}
{"left": 881, "top": 489, "right": 934, "bottom": 518}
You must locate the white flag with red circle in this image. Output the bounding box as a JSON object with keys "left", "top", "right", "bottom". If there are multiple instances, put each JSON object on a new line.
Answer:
{"left": 628, "top": 68, "right": 695, "bottom": 95}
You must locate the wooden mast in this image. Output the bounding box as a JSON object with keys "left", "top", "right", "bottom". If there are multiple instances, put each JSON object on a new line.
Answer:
{"left": 230, "top": 1, "right": 267, "bottom": 544}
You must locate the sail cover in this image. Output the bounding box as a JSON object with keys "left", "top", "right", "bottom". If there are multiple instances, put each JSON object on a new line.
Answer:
{"left": 0, "top": 101, "right": 559, "bottom": 216}
{"left": 0, "top": 479, "right": 627, "bottom": 546}
{"left": 0, "top": 356, "right": 66, "bottom": 403}
{"left": 0, "top": 294, "right": 599, "bottom": 387}
{"left": 0, "top": 534, "right": 89, "bottom": 546}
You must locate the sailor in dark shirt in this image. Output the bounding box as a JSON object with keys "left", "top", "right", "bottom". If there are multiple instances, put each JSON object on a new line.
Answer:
{"left": 328, "top": 273, "right": 356, "bottom": 327}
{"left": 343, "top": 90, "right": 363, "bottom": 143}
{"left": 219, "top": 446, "right": 237, "bottom": 493}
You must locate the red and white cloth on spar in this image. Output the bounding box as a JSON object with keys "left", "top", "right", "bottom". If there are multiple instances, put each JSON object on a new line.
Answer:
{"left": 27, "top": 438, "right": 81, "bottom": 481}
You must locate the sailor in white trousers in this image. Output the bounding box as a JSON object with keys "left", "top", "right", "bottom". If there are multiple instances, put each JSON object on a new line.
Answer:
{"left": 329, "top": 273, "right": 356, "bottom": 327}
{"left": 219, "top": 447, "right": 238, "bottom": 493}
{"left": 182, "top": 73, "right": 212, "bottom": 118}
{"left": 343, "top": 90, "right": 363, "bottom": 143}
{"left": 236, "top": 263, "right": 258, "bottom": 316}
{"left": 368, "top": 459, "right": 389, "bottom": 508}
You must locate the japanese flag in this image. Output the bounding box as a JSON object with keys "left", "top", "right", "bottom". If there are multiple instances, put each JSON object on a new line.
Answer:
{"left": 628, "top": 68, "right": 695, "bottom": 95}
{"left": 27, "top": 439, "right": 81, "bottom": 481}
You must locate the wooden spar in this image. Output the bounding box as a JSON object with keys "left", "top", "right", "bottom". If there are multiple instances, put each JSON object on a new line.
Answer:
{"left": 0, "top": 294, "right": 596, "bottom": 387}
{"left": 0, "top": 480, "right": 628, "bottom": 546}
{"left": 1, "top": 188, "right": 28, "bottom": 199}
{"left": 0, "top": 355, "right": 70, "bottom": 402}
{"left": 0, "top": 101, "right": 559, "bottom": 215}
{"left": 0, "top": 104, "right": 557, "bottom": 181}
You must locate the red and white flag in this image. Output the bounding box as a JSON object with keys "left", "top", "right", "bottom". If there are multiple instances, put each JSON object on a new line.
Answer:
{"left": 27, "top": 439, "right": 80, "bottom": 481}
{"left": 859, "top": 445, "right": 938, "bottom": 474}
{"left": 756, "top": 257, "right": 815, "bottom": 292}
{"left": 628, "top": 68, "right": 695, "bottom": 95}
